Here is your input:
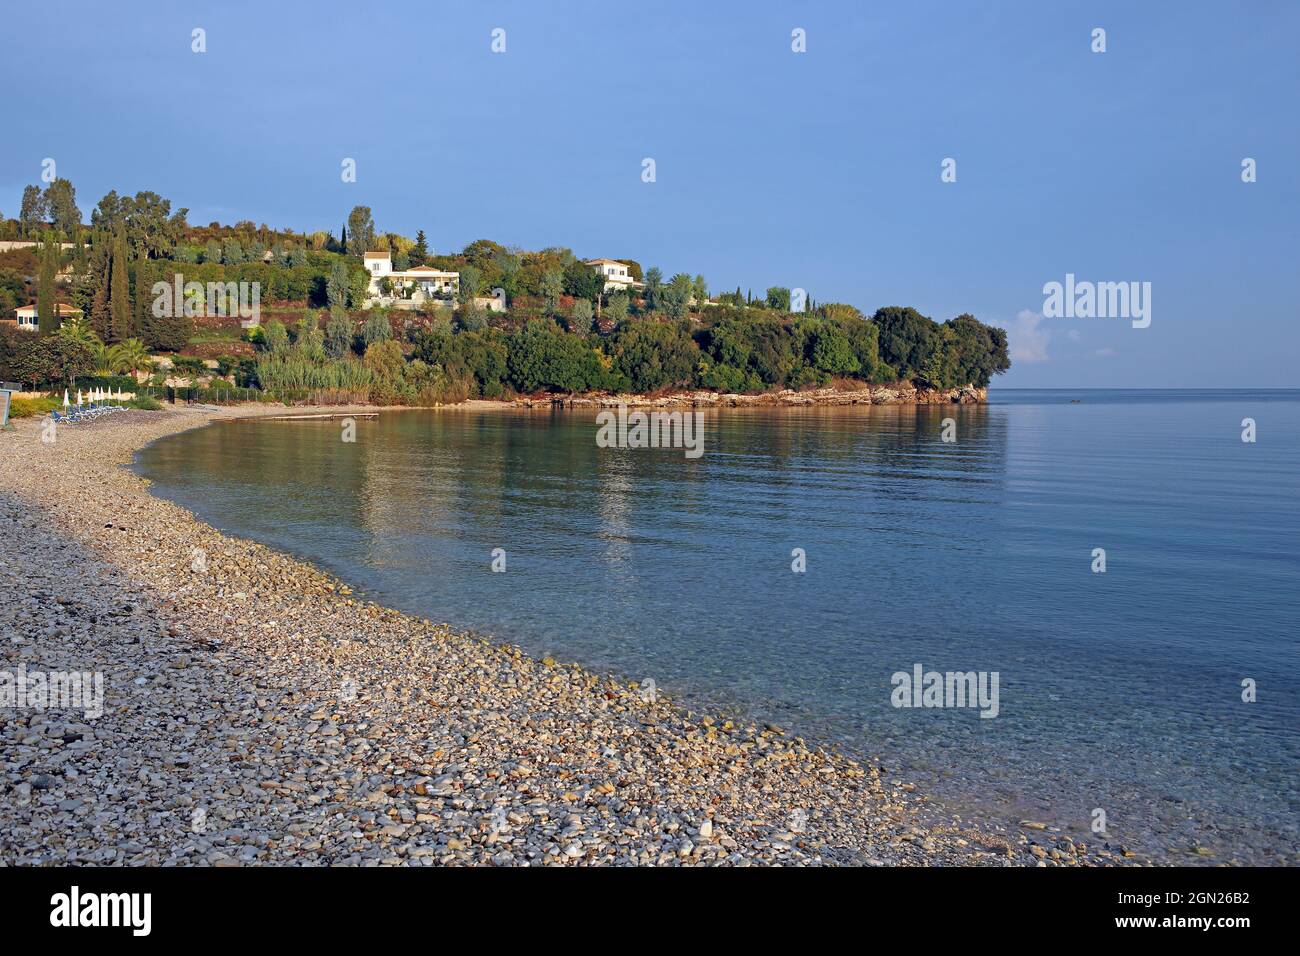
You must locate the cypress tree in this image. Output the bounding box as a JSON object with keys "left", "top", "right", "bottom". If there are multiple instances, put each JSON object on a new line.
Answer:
{"left": 36, "top": 232, "right": 58, "bottom": 334}
{"left": 109, "top": 225, "right": 133, "bottom": 342}
{"left": 135, "top": 258, "right": 152, "bottom": 335}
{"left": 327, "top": 259, "right": 349, "bottom": 311}
{"left": 87, "top": 229, "right": 112, "bottom": 340}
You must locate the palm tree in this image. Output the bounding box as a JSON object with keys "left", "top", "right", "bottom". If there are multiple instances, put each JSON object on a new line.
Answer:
{"left": 92, "top": 347, "right": 119, "bottom": 377}
{"left": 54, "top": 317, "right": 102, "bottom": 351}
{"left": 109, "top": 338, "right": 152, "bottom": 381}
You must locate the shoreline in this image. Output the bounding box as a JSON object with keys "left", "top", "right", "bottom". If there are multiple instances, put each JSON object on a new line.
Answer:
{"left": 500, "top": 383, "right": 987, "bottom": 410}
{"left": 2, "top": 405, "right": 1122, "bottom": 866}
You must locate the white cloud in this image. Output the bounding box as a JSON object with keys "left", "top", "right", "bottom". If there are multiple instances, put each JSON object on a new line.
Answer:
{"left": 1009, "top": 309, "right": 1051, "bottom": 364}
{"left": 1094, "top": 347, "right": 1116, "bottom": 357}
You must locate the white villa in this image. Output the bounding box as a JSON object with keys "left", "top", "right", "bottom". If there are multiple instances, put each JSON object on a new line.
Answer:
{"left": 363, "top": 251, "right": 459, "bottom": 308}
{"left": 585, "top": 258, "right": 643, "bottom": 293}
{"left": 3, "top": 303, "right": 83, "bottom": 331}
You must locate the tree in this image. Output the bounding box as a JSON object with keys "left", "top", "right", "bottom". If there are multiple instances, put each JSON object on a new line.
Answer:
{"left": 807, "top": 320, "right": 860, "bottom": 375}
{"left": 85, "top": 231, "right": 112, "bottom": 340}
{"left": 261, "top": 319, "right": 290, "bottom": 354}
{"left": 571, "top": 299, "right": 594, "bottom": 332}
{"left": 411, "top": 230, "right": 429, "bottom": 263}
{"left": 644, "top": 267, "right": 663, "bottom": 310}
{"left": 362, "top": 338, "right": 404, "bottom": 377}
{"left": 92, "top": 191, "right": 130, "bottom": 231}
{"left": 0, "top": 266, "right": 25, "bottom": 315}
{"left": 19, "top": 185, "right": 47, "bottom": 236}
{"left": 204, "top": 239, "right": 222, "bottom": 263}
{"left": 941, "top": 313, "right": 1010, "bottom": 387}
{"left": 134, "top": 259, "right": 152, "bottom": 335}
{"left": 610, "top": 320, "right": 700, "bottom": 392}
{"left": 324, "top": 308, "right": 353, "bottom": 358}
{"left": 703, "top": 316, "right": 803, "bottom": 386}
{"left": 362, "top": 311, "right": 391, "bottom": 347}
{"left": 872, "top": 306, "right": 939, "bottom": 381}
{"left": 140, "top": 259, "right": 193, "bottom": 353}
{"left": 691, "top": 275, "right": 708, "bottom": 310}
{"left": 109, "top": 226, "right": 133, "bottom": 342}
{"left": 43, "top": 336, "right": 96, "bottom": 389}
{"left": 45, "top": 179, "right": 81, "bottom": 234}
{"left": 327, "top": 259, "right": 350, "bottom": 310}
{"left": 347, "top": 267, "right": 370, "bottom": 309}
{"left": 55, "top": 317, "right": 100, "bottom": 352}
{"left": 562, "top": 259, "right": 604, "bottom": 302}
{"left": 90, "top": 189, "right": 187, "bottom": 259}
{"left": 37, "top": 233, "right": 59, "bottom": 335}
{"left": 506, "top": 319, "right": 611, "bottom": 394}
{"left": 346, "top": 206, "right": 375, "bottom": 257}
{"left": 540, "top": 268, "right": 564, "bottom": 317}
{"left": 662, "top": 274, "right": 693, "bottom": 319}
{"left": 766, "top": 286, "right": 791, "bottom": 311}
{"left": 458, "top": 303, "right": 488, "bottom": 332}
{"left": 611, "top": 259, "right": 643, "bottom": 282}
{"left": 459, "top": 265, "right": 483, "bottom": 303}
{"left": 108, "top": 338, "right": 152, "bottom": 380}
{"left": 142, "top": 306, "right": 192, "bottom": 353}
{"left": 0, "top": 324, "right": 39, "bottom": 386}
{"left": 5, "top": 331, "right": 52, "bottom": 389}
{"left": 606, "top": 292, "right": 629, "bottom": 324}
{"left": 492, "top": 249, "right": 521, "bottom": 295}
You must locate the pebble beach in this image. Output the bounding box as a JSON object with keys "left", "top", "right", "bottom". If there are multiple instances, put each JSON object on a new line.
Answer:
{"left": 0, "top": 405, "right": 1128, "bottom": 866}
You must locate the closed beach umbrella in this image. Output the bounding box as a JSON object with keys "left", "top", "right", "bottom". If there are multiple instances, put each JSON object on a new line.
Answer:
{"left": 76, "top": 390, "right": 83, "bottom": 405}
{"left": 63, "top": 390, "right": 70, "bottom": 408}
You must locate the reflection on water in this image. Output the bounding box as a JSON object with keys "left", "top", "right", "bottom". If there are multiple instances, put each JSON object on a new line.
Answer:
{"left": 136, "top": 391, "right": 1300, "bottom": 864}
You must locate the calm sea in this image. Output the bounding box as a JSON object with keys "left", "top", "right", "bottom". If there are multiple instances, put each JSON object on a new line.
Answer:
{"left": 135, "top": 389, "right": 1299, "bottom": 863}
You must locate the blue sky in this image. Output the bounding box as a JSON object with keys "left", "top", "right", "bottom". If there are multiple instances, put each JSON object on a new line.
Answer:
{"left": 2, "top": 1, "right": 1296, "bottom": 386}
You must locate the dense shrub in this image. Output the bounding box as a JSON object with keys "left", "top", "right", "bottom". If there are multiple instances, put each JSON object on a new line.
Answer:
{"left": 7, "top": 396, "right": 59, "bottom": 418}
{"left": 411, "top": 328, "right": 509, "bottom": 398}
{"left": 609, "top": 320, "right": 699, "bottom": 393}
{"left": 506, "top": 320, "right": 619, "bottom": 394}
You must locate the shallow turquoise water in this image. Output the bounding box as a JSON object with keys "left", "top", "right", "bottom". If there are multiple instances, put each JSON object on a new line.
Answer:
{"left": 136, "top": 389, "right": 1299, "bottom": 863}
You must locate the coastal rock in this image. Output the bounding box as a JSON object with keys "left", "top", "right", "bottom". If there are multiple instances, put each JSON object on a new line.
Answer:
{"left": 510, "top": 383, "right": 987, "bottom": 410}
